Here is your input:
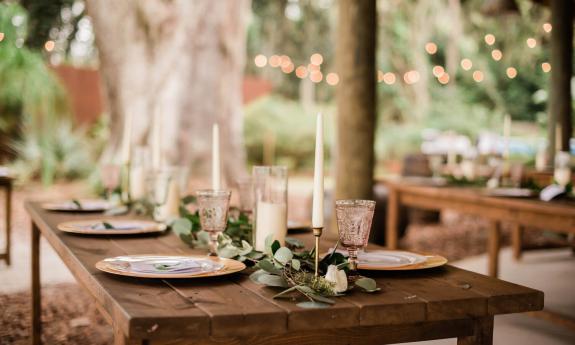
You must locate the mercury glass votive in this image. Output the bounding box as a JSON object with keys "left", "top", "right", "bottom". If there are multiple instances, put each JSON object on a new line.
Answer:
{"left": 335, "top": 199, "right": 376, "bottom": 280}
{"left": 196, "top": 189, "right": 232, "bottom": 256}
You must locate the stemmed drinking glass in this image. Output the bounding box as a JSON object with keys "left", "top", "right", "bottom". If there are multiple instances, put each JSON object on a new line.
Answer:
{"left": 335, "top": 199, "right": 376, "bottom": 281}
{"left": 100, "top": 164, "right": 121, "bottom": 201}
{"left": 196, "top": 190, "right": 232, "bottom": 256}
{"left": 147, "top": 170, "right": 172, "bottom": 222}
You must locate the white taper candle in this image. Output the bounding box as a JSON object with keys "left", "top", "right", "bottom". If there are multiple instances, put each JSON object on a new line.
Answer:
{"left": 121, "top": 111, "right": 133, "bottom": 163}
{"left": 312, "top": 112, "right": 324, "bottom": 228}
{"left": 212, "top": 123, "right": 221, "bottom": 190}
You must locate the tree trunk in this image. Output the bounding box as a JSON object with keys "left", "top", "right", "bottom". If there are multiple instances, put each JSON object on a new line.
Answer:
{"left": 446, "top": 0, "right": 462, "bottom": 87}
{"left": 548, "top": 0, "right": 573, "bottom": 164}
{"left": 86, "top": 0, "right": 248, "bottom": 184}
{"left": 334, "top": 0, "right": 377, "bottom": 230}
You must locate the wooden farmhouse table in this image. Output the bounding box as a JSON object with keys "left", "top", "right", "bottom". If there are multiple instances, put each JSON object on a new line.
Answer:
{"left": 0, "top": 175, "right": 13, "bottom": 265}
{"left": 27, "top": 201, "right": 543, "bottom": 345}
{"left": 383, "top": 178, "right": 575, "bottom": 278}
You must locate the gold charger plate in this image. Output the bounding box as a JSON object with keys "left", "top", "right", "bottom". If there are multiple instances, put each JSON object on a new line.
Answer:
{"left": 42, "top": 199, "right": 112, "bottom": 212}
{"left": 95, "top": 255, "right": 246, "bottom": 279}
{"left": 358, "top": 251, "right": 448, "bottom": 271}
{"left": 57, "top": 219, "right": 167, "bottom": 235}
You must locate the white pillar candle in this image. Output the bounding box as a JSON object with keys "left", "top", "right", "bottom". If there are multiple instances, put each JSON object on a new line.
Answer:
{"left": 121, "top": 111, "right": 133, "bottom": 163}
{"left": 212, "top": 124, "right": 221, "bottom": 190}
{"left": 155, "top": 178, "right": 180, "bottom": 222}
{"left": 255, "top": 200, "right": 287, "bottom": 251}
{"left": 312, "top": 113, "right": 324, "bottom": 228}
{"left": 129, "top": 165, "right": 147, "bottom": 200}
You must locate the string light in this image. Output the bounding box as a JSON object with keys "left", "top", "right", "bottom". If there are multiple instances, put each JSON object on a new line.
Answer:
{"left": 432, "top": 65, "right": 445, "bottom": 78}
{"left": 295, "top": 66, "right": 308, "bottom": 78}
{"left": 541, "top": 62, "right": 551, "bottom": 73}
{"left": 506, "top": 67, "right": 517, "bottom": 79}
{"left": 543, "top": 23, "right": 552, "bottom": 33}
{"left": 44, "top": 40, "right": 55, "bottom": 52}
{"left": 491, "top": 49, "right": 503, "bottom": 61}
{"left": 438, "top": 73, "right": 450, "bottom": 85}
{"left": 484, "top": 34, "right": 496, "bottom": 45}
{"left": 404, "top": 70, "right": 420, "bottom": 84}
{"left": 310, "top": 53, "right": 323, "bottom": 65}
{"left": 0, "top": 32, "right": 4, "bottom": 42}
{"left": 326, "top": 72, "right": 339, "bottom": 86}
{"left": 254, "top": 54, "right": 267, "bottom": 67}
{"left": 425, "top": 42, "right": 438, "bottom": 55}
{"left": 308, "top": 63, "right": 320, "bottom": 72}
{"left": 281, "top": 62, "right": 294, "bottom": 74}
{"left": 526, "top": 38, "right": 537, "bottom": 48}
{"left": 269, "top": 55, "right": 281, "bottom": 68}
{"left": 383, "top": 72, "right": 396, "bottom": 85}
{"left": 460, "top": 58, "right": 473, "bottom": 71}
{"left": 310, "top": 71, "right": 323, "bottom": 83}
{"left": 377, "top": 70, "right": 384, "bottom": 83}
{"left": 280, "top": 55, "right": 291, "bottom": 68}
{"left": 472, "top": 70, "right": 484, "bottom": 82}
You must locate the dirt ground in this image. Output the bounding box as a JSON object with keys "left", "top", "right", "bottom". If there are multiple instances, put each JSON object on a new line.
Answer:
{"left": 0, "top": 182, "right": 563, "bottom": 345}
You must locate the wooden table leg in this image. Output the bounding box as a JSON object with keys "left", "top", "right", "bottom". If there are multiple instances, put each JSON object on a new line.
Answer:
{"left": 31, "top": 222, "right": 42, "bottom": 345}
{"left": 457, "top": 316, "right": 494, "bottom": 345}
{"left": 488, "top": 221, "right": 501, "bottom": 278}
{"left": 386, "top": 187, "right": 399, "bottom": 249}
{"left": 511, "top": 223, "right": 523, "bottom": 261}
{"left": 5, "top": 182, "right": 11, "bottom": 265}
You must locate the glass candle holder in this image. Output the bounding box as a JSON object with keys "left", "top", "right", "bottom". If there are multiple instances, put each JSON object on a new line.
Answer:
{"left": 100, "top": 164, "right": 121, "bottom": 200}
{"left": 236, "top": 177, "right": 253, "bottom": 216}
{"left": 335, "top": 199, "right": 376, "bottom": 280}
{"left": 252, "top": 166, "right": 287, "bottom": 252}
{"left": 130, "top": 146, "right": 150, "bottom": 201}
{"left": 196, "top": 189, "right": 231, "bottom": 256}
{"left": 554, "top": 151, "right": 572, "bottom": 187}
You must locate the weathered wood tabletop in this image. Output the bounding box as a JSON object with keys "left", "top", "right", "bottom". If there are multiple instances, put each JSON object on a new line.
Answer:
{"left": 382, "top": 178, "right": 575, "bottom": 277}
{"left": 0, "top": 175, "right": 12, "bottom": 265}
{"left": 26, "top": 201, "right": 543, "bottom": 345}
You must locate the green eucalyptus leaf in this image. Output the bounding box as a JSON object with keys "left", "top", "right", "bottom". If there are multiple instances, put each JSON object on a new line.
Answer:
{"left": 273, "top": 286, "right": 298, "bottom": 299}
{"left": 182, "top": 195, "right": 196, "bottom": 205}
{"left": 265, "top": 234, "right": 275, "bottom": 251}
{"left": 271, "top": 240, "right": 281, "bottom": 254}
{"left": 246, "top": 251, "right": 264, "bottom": 260}
{"left": 217, "top": 245, "right": 240, "bottom": 259}
{"left": 285, "top": 237, "right": 304, "bottom": 249}
{"left": 258, "top": 259, "right": 282, "bottom": 274}
{"left": 291, "top": 259, "right": 301, "bottom": 270}
{"left": 249, "top": 269, "right": 267, "bottom": 284}
{"left": 239, "top": 240, "right": 253, "bottom": 256}
{"left": 257, "top": 273, "right": 289, "bottom": 287}
{"left": 296, "top": 301, "right": 331, "bottom": 309}
{"left": 171, "top": 218, "right": 192, "bottom": 236}
{"left": 196, "top": 231, "right": 211, "bottom": 245}
{"left": 274, "top": 247, "right": 293, "bottom": 265}
{"left": 355, "top": 277, "right": 380, "bottom": 293}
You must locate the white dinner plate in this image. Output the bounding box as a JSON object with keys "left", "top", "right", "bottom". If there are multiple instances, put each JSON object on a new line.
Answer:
{"left": 42, "top": 199, "right": 112, "bottom": 212}
{"left": 57, "top": 219, "right": 167, "bottom": 235}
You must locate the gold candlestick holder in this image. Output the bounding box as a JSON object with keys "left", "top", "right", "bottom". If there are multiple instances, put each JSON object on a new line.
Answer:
{"left": 313, "top": 227, "right": 323, "bottom": 276}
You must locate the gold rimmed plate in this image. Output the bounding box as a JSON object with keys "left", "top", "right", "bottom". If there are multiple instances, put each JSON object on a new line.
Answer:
{"left": 95, "top": 255, "right": 246, "bottom": 279}
{"left": 482, "top": 188, "right": 536, "bottom": 198}
{"left": 357, "top": 250, "right": 448, "bottom": 271}
{"left": 43, "top": 199, "right": 112, "bottom": 212}
{"left": 57, "top": 219, "right": 167, "bottom": 235}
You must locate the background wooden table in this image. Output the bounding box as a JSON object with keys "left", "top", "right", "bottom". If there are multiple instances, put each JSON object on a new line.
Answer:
{"left": 383, "top": 179, "right": 575, "bottom": 277}
{"left": 26, "top": 201, "right": 543, "bottom": 345}
{"left": 0, "top": 176, "right": 13, "bottom": 265}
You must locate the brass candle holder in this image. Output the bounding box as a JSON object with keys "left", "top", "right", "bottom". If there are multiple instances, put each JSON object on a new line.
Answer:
{"left": 313, "top": 227, "right": 323, "bottom": 276}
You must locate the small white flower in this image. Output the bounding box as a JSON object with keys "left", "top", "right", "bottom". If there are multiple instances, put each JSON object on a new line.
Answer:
{"left": 324, "top": 264, "right": 348, "bottom": 293}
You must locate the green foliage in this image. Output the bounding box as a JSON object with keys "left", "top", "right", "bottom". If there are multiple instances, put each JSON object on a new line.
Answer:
{"left": 244, "top": 95, "right": 334, "bottom": 169}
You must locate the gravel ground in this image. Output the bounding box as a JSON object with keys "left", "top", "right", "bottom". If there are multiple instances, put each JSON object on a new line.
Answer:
{"left": 0, "top": 183, "right": 566, "bottom": 345}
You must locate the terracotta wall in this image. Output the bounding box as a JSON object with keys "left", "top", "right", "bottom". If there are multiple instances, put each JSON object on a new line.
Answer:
{"left": 51, "top": 65, "right": 272, "bottom": 125}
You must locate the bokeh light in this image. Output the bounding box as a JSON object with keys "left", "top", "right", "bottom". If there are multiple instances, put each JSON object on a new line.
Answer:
{"left": 460, "top": 58, "right": 472, "bottom": 71}
{"left": 310, "top": 71, "right": 323, "bottom": 83}
{"left": 281, "top": 62, "right": 294, "bottom": 74}
{"left": 280, "top": 55, "right": 291, "bottom": 68}
{"left": 491, "top": 49, "right": 502, "bottom": 61}
{"left": 44, "top": 40, "right": 55, "bottom": 52}
{"left": 295, "top": 66, "right": 308, "bottom": 78}
{"left": 506, "top": 67, "right": 517, "bottom": 79}
{"left": 383, "top": 72, "right": 396, "bottom": 85}
{"left": 377, "top": 70, "right": 384, "bottom": 83}
{"left": 404, "top": 70, "right": 420, "bottom": 84}
{"left": 432, "top": 65, "right": 445, "bottom": 78}
{"left": 425, "top": 42, "right": 438, "bottom": 55}
{"left": 472, "top": 70, "right": 484, "bottom": 82}
{"left": 541, "top": 62, "right": 551, "bottom": 73}
{"left": 0, "top": 32, "right": 4, "bottom": 42}
{"left": 326, "top": 72, "right": 339, "bottom": 86}
{"left": 526, "top": 38, "right": 536, "bottom": 48}
{"left": 438, "top": 73, "right": 450, "bottom": 85}
{"left": 254, "top": 54, "right": 267, "bottom": 67}
{"left": 543, "top": 23, "right": 552, "bottom": 33}
{"left": 310, "top": 53, "right": 323, "bottom": 65}
{"left": 484, "top": 34, "right": 495, "bottom": 45}
{"left": 269, "top": 55, "right": 281, "bottom": 68}
{"left": 307, "top": 63, "right": 320, "bottom": 72}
